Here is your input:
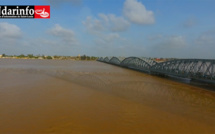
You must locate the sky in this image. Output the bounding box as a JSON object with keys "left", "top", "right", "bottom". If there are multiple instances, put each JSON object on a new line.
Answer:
{"left": 0, "top": 0, "right": 215, "bottom": 58}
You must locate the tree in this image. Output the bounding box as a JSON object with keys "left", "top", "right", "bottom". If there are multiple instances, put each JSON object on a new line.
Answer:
{"left": 91, "top": 56, "right": 97, "bottom": 60}
{"left": 18, "top": 54, "right": 25, "bottom": 58}
{"left": 54, "top": 55, "right": 60, "bottom": 59}
{"left": 87, "top": 56, "right": 90, "bottom": 60}
{"left": 42, "top": 55, "right": 46, "bottom": 59}
{"left": 46, "top": 56, "right": 52, "bottom": 59}
{"left": 27, "top": 54, "right": 34, "bottom": 58}
{"left": 81, "top": 55, "right": 86, "bottom": 60}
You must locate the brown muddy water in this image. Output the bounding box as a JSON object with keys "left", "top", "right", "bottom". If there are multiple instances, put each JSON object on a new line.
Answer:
{"left": 0, "top": 59, "right": 215, "bottom": 134}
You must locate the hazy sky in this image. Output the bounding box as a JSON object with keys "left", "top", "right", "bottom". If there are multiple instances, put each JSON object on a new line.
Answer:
{"left": 0, "top": 0, "right": 215, "bottom": 58}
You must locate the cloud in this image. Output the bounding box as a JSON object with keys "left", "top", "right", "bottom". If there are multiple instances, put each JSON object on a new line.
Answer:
{"left": 83, "top": 14, "right": 128, "bottom": 51}
{"left": 101, "top": 33, "right": 120, "bottom": 43}
{"left": 93, "top": 33, "right": 131, "bottom": 56}
{"left": 147, "top": 35, "right": 188, "bottom": 58}
{"left": 147, "top": 34, "right": 163, "bottom": 41}
{"left": 43, "top": 0, "right": 82, "bottom": 5}
{"left": 81, "top": 0, "right": 156, "bottom": 56}
{"left": 0, "top": 23, "right": 80, "bottom": 56}
{"left": 123, "top": 0, "right": 155, "bottom": 25}
{"left": 0, "top": 22, "right": 23, "bottom": 54}
{"left": 47, "top": 24, "right": 78, "bottom": 46}
{"left": 2, "top": 24, "right": 80, "bottom": 56}
{"left": 183, "top": 18, "right": 196, "bottom": 28}
{"left": 0, "top": 22, "right": 22, "bottom": 52}
{"left": 83, "top": 14, "right": 130, "bottom": 34}
{"left": 94, "top": 33, "right": 120, "bottom": 46}
{"left": 0, "top": 22, "right": 22, "bottom": 39}
{"left": 195, "top": 30, "right": 215, "bottom": 46}
{"left": 83, "top": 16, "right": 105, "bottom": 34}
{"left": 149, "top": 35, "right": 187, "bottom": 48}
{"left": 99, "top": 14, "right": 130, "bottom": 32}
{"left": 93, "top": 35, "right": 147, "bottom": 57}
{"left": 161, "top": 36, "right": 187, "bottom": 48}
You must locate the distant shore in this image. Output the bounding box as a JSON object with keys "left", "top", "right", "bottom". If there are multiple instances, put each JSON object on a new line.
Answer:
{"left": 0, "top": 54, "right": 98, "bottom": 60}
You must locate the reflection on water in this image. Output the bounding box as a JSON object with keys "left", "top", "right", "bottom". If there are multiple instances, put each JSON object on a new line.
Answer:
{"left": 0, "top": 59, "right": 215, "bottom": 133}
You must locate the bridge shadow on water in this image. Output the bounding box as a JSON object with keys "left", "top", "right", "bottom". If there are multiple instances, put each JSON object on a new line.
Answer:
{"left": 151, "top": 73, "right": 215, "bottom": 92}
{"left": 48, "top": 68, "right": 215, "bottom": 124}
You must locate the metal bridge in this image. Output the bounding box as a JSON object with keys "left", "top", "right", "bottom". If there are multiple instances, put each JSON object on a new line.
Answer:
{"left": 97, "top": 57, "right": 215, "bottom": 84}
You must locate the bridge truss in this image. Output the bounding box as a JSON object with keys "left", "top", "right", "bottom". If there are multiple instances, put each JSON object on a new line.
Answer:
{"left": 120, "top": 57, "right": 151, "bottom": 72}
{"left": 97, "top": 57, "right": 215, "bottom": 83}
{"left": 150, "top": 59, "right": 215, "bottom": 81}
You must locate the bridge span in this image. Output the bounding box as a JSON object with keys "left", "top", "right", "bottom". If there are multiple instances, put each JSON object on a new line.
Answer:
{"left": 97, "top": 57, "right": 215, "bottom": 84}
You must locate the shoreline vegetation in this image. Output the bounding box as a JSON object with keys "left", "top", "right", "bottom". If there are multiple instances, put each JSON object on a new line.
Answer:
{"left": 0, "top": 53, "right": 175, "bottom": 62}
{"left": 0, "top": 54, "right": 98, "bottom": 60}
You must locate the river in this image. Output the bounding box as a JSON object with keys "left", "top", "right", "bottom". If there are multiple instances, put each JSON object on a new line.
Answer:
{"left": 0, "top": 59, "right": 215, "bottom": 133}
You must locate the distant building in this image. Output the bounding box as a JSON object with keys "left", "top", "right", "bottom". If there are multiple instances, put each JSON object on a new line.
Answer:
{"left": 0, "top": 55, "right": 2, "bottom": 58}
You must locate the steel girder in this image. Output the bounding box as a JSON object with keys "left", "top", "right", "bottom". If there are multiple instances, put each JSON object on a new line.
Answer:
{"left": 97, "top": 57, "right": 104, "bottom": 61}
{"left": 103, "top": 57, "right": 111, "bottom": 63}
{"left": 109, "top": 57, "right": 121, "bottom": 65}
{"left": 97, "top": 57, "right": 215, "bottom": 82}
{"left": 120, "top": 57, "right": 152, "bottom": 72}
{"left": 140, "top": 57, "right": 157, "bottom": 66}
{"left": 150, "top": 59, "right": 215, "bottom": 80}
